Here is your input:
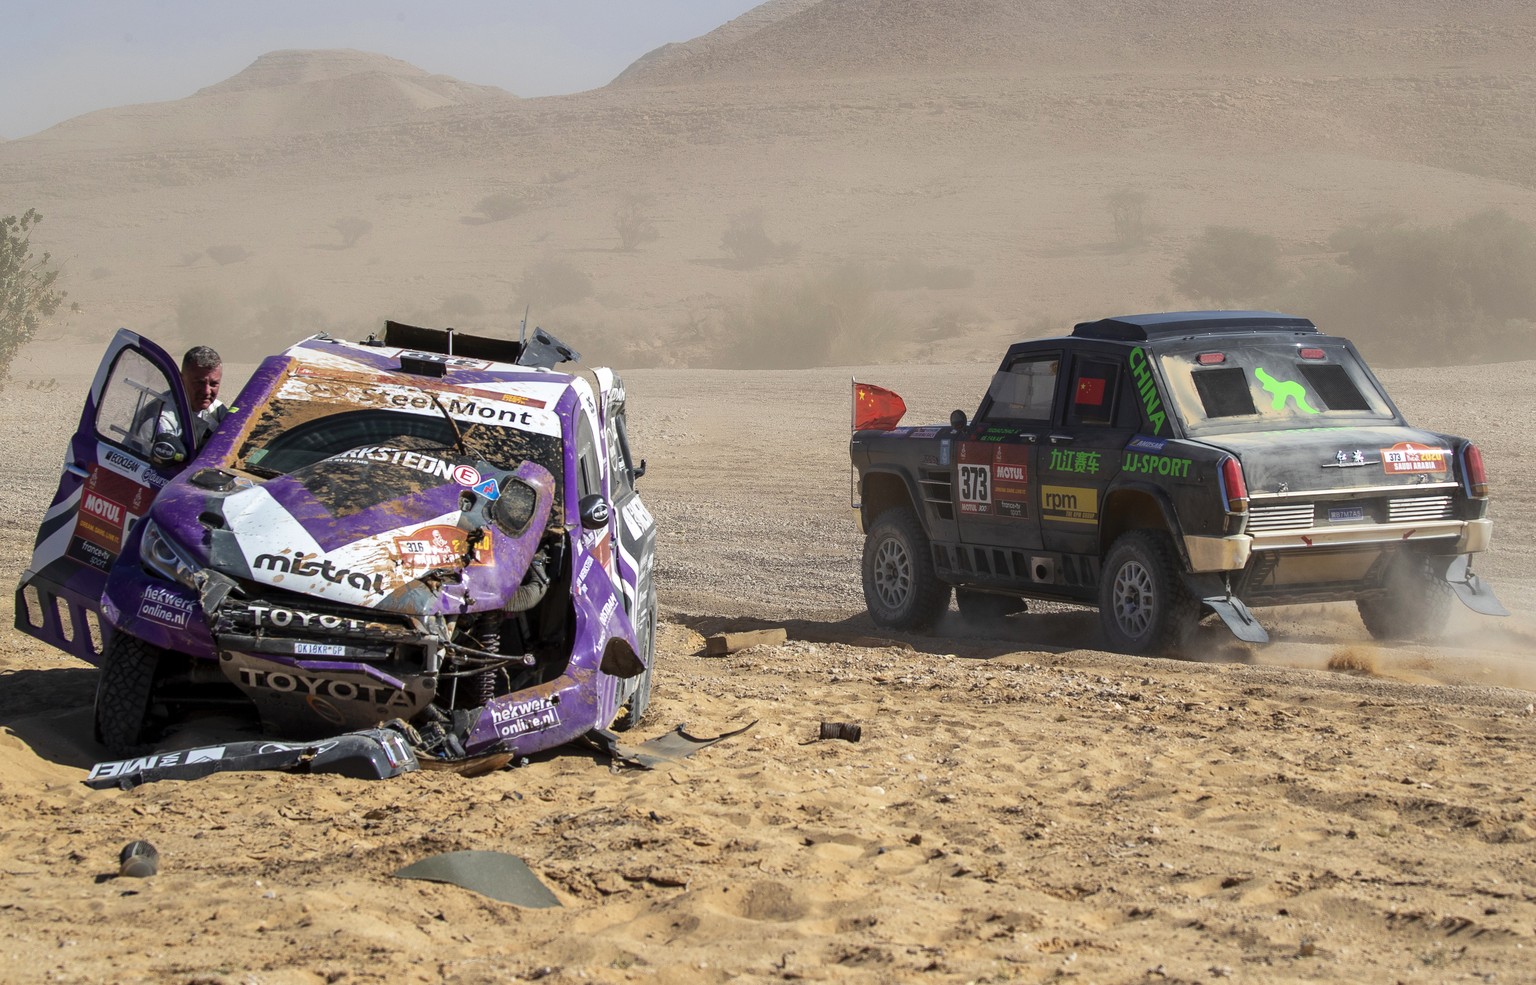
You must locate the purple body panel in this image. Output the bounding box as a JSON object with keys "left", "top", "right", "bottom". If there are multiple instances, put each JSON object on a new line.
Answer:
{"left": 17, "top": 332, "right": 653, "bottom": 762}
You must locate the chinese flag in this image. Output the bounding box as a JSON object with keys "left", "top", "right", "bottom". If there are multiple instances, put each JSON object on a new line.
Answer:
{"left": 853, "top": 381, "right": 907, "bottom": 431}
{"left": 1076, "top": 377, "right": 1106, "bottom": 406}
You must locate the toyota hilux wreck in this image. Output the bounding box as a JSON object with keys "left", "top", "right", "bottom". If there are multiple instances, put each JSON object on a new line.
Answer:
{"left": 15, "top": 322, "right": 657, "bottom": 763}
{"left": 851, "top": 310, "right": 1504, "bottom": 654}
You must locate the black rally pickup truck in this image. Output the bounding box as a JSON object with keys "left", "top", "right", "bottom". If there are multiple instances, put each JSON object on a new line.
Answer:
{"left": 850, "top": 311, "right": 1504, "bottom": 654}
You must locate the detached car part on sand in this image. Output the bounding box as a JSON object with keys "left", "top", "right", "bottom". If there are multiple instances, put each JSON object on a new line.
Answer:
{"left": 16, "top": 322, "right": 657, "bottom": 762}
{"left": 851, "top": 310, "right": 1504, "bottom": 654}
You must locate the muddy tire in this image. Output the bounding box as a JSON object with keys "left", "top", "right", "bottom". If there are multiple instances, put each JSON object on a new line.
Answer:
{"left": 862, "top": 507, "right": 951, "bottom": 631}
{"left": 1357, "top": 553, "right": 1453, "bottom": 641}
{"left": 955, "top": 589, "right": 1027, "bottom": 624}
{"left": 94, "top": 633, "right": 162, "bottom": 755}
{"left": 1098, "top": 530, "right": 1199, "bottom": 655}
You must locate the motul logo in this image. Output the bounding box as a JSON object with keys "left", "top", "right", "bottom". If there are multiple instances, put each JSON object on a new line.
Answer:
{"left": 83, "top": 493, "right": 122, "bottom": 524}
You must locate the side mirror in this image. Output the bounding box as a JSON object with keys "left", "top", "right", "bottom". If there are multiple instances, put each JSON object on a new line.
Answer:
{"left": 579, "top": 493, "right": 611, "bottom": 531}
{"left": 633, "top": 458, "right": 647, "bottom": 481}
{"left": 950, "top": 409, "right": 969, "bottom": 430}
{"left": 149, "top": 433, "right": 187, "bottom": 469}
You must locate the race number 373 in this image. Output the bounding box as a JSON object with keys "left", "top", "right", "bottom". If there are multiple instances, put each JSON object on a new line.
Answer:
{"left": 959, "top": 463, "right": 991, "bottom": 510}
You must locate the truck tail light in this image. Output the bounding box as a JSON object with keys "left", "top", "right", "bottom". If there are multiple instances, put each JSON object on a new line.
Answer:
{"left": 1461, "top": 443, "right": 1488, "bottom": 499}
{"left": 1220, "top": 456, "right": 1248, "bottom": 513}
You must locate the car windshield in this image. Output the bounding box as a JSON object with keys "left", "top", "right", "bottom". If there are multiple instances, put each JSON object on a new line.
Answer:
{"left": 232, "top": 372, "right": 566, "bottom": 522}
{"left": 1157, "top": 341, "right": 1398, "bottom": 436}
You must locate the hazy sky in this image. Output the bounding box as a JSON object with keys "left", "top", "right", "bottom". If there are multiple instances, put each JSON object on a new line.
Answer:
{"left": 2, "top": 0, "right": 765, "bottom": 139}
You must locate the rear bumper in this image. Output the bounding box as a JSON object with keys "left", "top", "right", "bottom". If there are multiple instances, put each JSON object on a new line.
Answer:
{"left": 1184, "top": 517, "right": 1493, "bottom": 573}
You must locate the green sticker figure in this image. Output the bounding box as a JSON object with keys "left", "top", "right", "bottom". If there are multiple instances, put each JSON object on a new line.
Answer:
{"left": 1255, "top": 367, "right": 1319, "bottom": 414}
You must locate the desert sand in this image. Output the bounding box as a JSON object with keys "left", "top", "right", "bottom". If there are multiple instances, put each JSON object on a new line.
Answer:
{"left": 2, "top": 2, "right": 1535, "bottom": 983}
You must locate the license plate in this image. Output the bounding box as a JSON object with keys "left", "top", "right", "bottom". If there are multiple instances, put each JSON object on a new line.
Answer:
{"left": 294, "top": 642, "right": 347, "bottom": 656}
{"left": 1328, "top": 505, "right": 1365, "bottom": 523}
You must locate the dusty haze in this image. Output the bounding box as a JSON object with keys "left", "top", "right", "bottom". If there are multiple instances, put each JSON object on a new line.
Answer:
{"left": 2, "top": 1, "right": 1534, "bottom": 982}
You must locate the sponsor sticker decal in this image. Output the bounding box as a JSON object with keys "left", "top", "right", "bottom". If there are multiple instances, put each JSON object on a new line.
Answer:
{"left": 251, "top": 551, "right": 387, "bottom": 594}
{"left": 1121, "top": 453, "right": 1192, "bottom": 479}
{"left": 490, "top": 696, "right": 562, "bottom": 739}
{"left": 1040, "top": 484, "right": 1099, "bottom": 525}
{"left": 1048, "top": 448, "right": 1103, "bottom": 475}
{"left": 959, "top": 443, "right": 1030, "bottom": 518}
{"left": 75, "top": 489, "right": 128, "bottom": 552}
{"left": 471, "top": 477, "right": 501, "bottom": 501}
{"left": 621, "top": 497, "right": 654, "bottom": 539}
{"left": 1380, "top": 442, "right": 1448, "bottom": 476}
{"left": 452, "top": 464, "right": 482, "bottom": 486}
{"left": 391, "top": 524, "right": 490, "bottom": 572}
{"left": 333, "top": 446, "right": 455, "bottom": 481}
{"left": 138, "top": 585, "right": 194, "bottom": 629}
{"left": 1125, "top": 435, "right": 1166, "bottom": 454}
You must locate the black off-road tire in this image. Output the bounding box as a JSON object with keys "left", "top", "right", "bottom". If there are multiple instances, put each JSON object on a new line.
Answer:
{"left": 955, "top": 589, "right": 1027, "bottom": 624}
{"left": 1098, "top": 530, "right": 1199, "bottom": 655}
{"left": 94, "top": 633, "right": 162, "bottom": 755}
{"left": 862, "top": 507, "right": 952, "bottom": 631}
{"left": 616, "top": 593, "right": 657, "bottom": 731}
{"left": 1357, "top": 553, "right": 1453, "bottom": 641}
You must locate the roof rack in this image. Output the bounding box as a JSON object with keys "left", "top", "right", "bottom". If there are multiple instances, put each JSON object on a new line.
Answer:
{"left": 1071, "top": 310, "right": 1318, "bottom": 342}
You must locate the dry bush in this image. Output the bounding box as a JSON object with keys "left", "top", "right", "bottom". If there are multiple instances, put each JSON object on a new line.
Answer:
{"left": 1171, "top": 226, "right": 1286, "bottom": 305}
{"left": 518, "top": 254, "right": 593, "bottom": 310}
{"left": 721, "top": 211, "right": 798, "bottom": 269}
{"left": 614, "top": 195, "right": 660, "bottom": 252}
{"left": 332, "top": 216, "right": 373, "bottom": 248}
{"left": 206, "top": 244, "right": 251, "bottom": 266}
{"left": 474, "top": 192, "right": 528, "bottom": 223}
{"left": 1281, "top": 209, "right": 1536, "bottom": 365}
{"left": 715, "top": 264, "right": 892, "bottom": 369}
{"left": 1107, "top": 187, "right": 1150, "bottom": 249}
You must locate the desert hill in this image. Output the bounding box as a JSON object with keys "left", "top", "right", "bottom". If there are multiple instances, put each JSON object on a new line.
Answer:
{"left": 19, "top": 49, "right": 515, "bottom": 148}
{"left": 0, "top": 1, "right": 1532, "bottom": 371}
{"left": 612, "top": 0, "right": 1536, "bottom": 85}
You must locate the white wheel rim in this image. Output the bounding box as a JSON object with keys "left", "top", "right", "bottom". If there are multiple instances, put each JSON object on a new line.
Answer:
{"left": 1112, "top": 559, "right": 1156, "bottom": 639}
{"left": 873, "top": 537, "right": 912, "bottom": 609}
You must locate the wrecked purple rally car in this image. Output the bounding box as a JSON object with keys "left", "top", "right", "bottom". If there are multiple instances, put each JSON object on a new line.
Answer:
{"left": 15, "top": 322, "right": 657, "bottom": 764}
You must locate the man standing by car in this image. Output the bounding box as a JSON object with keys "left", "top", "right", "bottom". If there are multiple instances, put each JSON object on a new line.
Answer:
{"left": 161, "top": 345, "right": 229, "bottom": 445}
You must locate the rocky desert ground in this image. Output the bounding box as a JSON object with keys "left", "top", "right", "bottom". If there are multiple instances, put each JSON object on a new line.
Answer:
{"left": 3, "top": 1, "right": 1535, "bottom": 983}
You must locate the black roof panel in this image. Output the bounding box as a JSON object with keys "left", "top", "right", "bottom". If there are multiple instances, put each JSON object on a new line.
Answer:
{"left": 1071, "top": 310, "right": 1318, "bottom": 342}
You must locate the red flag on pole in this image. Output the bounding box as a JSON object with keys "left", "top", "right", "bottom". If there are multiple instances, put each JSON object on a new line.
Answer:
{"left": 853, "top": 380, "right": 907, "bottom": 431}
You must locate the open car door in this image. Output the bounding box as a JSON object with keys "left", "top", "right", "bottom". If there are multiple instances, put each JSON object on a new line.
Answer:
{"left": 14, "top": 330, "right": 193, "bottom": 665}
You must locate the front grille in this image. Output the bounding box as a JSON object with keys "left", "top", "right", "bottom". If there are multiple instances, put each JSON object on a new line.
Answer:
{"left": 1248, "top": 502, "right": 1315, "bottom": 531}
{"left": 1389, "top": 495, "right": 1454, "bottom": 523}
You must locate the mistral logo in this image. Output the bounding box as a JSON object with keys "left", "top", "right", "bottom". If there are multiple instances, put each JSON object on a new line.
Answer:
{"left": 253, "top": 552, "right": 386, "bottom": 594}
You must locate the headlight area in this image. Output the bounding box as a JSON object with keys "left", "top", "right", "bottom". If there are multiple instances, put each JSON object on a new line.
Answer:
{"left": 140, "top": 519, "right": 203, "bottom": 590}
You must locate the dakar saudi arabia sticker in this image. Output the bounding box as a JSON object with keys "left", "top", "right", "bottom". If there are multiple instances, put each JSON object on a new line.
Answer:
{"left": 392, "top": 524, "right": 491, "bottom": 571}
{"left": 1380, "top": 442, "right": 1448, "bottom": 476}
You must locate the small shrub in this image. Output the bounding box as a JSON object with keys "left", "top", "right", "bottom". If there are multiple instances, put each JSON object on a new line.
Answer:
{"left": 1, "top": 209, "right": 68, "bottom": 389}
{"left": 1107, "top": 187, "right": 1150, "bottom": 249}
{"left": 206, "top": 244, "right": 251, "bottom": 266}
{"left": 722, "top": 212, "right": 797, "bottom": 268}
{"left": 333, "top": 216, "right": 373, "bottom": 248}
{"left": 475, "top": 192, "right": 527, "bottom": 223}
{"left": 614, "top": 195, "right": 660, "bottom": 252}
{"left": 1171, "top": 226, "right": 1286, "bottom": 304}
{"left": 519, "top": 254, "right": 593, "bottom": 309}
